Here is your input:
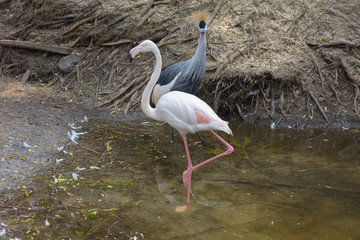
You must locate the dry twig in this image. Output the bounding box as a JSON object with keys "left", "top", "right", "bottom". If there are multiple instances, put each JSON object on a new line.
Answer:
{"left": 97, "top": 75, "right": 146, "bottom": 108}
{"left": 105, "top": 13, "right": 129, "bottom": 29}
{"left": 354, "top": 86, "right": 360, "bottom": 118}
{"left": 21, "top": 69, "right": 31, "bottom": 84}
{"left": 63, "top": 16, "right": 97, "bottom": 35}
{"left": 0, "top": 40, "right": 72, "bottom": 55}
{"left": 100, "top": 39, "right": 132, "bottom": 47}
{"left": 340, "top": 57, "right": 358, "bottom": 85}
{"left": 309, "top": 51, "right": 325, "bottom": 89}
{"left": 307, "top": 40, "right": 360, "bottom": 49}
{"left": 301, "top": 0, "right": 336, "bottom": 33}
{"left": 308, "top": 87, "right": 331, "bottom": 126}
{"left": 98, "top": 48, "right": 121, "bottom": 69}
{"left": 137, "top": 9, "right": 155, "bottom": 27}
{"left": 208, "top": 0, "right": 226, "bottom": 25}
{"left": 108, "top": 77, "right": 148, "bottom": 110}
{"left": 141, "top": 0, "right": 155, "bottom": 16}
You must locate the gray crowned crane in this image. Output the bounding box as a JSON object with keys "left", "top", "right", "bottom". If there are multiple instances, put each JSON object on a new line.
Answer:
{"left": 150, "top": 12, "right": 209, "bottom": 143}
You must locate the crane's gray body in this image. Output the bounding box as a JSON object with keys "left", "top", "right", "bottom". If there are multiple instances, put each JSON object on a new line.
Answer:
{"left": 151, "top": 24, "right": 207, "bottom": 106}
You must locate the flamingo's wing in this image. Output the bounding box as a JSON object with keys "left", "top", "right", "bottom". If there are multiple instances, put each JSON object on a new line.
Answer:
{"left": 156, "top": 91, "right": 232, "bottom": 135}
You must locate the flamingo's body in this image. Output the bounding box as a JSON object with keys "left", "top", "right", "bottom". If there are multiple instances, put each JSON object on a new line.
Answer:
{"left": 151, "top": 91, "right": 231, "bottom": 135}
{"left": 130, "top": 40, "right": 234, "bottom": 210}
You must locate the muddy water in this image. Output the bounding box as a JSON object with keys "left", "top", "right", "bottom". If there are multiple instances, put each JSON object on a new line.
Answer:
{"left": 1, "top": 119, "right": 360, "bottom": 239}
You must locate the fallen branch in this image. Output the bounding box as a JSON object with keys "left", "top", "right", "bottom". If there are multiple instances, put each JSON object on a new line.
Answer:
{"left": 124, "top": 91, "right": 139, "bottom": 114}
{"left": 341, "top": 58, "right": 360, "bottom": 118}
{"left": 21, "top": 69, "right": 31, "bottom": 84}
{"left": 309, "top": 51, "right": 325, "bottom": 89}
{"left": 308, "top": 87, "right": 331, "bottom": 126}
{"left": 53, "top": 14, "right": 79, "bottom": 21}
{"left": 330, "top": 84, "right": 341, "bottom": 103}
{"left": 63, "top": 16, "right": 97, "bottom": 35}
{"left": 97, "top": 75, "right": 146, "bottom": 108}
{"left": 214, "top": 78, "right": 238, "bottom": 112}
{"left": 79, "top": 146, "right": 101, "bottom": 155}
{"left": 307, "top": 40, "right": 360, "bottom": 49}
{"left": 95, "top": 78, "right": 101, "bottom": 108}
{"left": 100, "top": 39, "right": 132, "bottom": 46}
{"left": 208, "top": 0, "right": 226, "bottom": 25}
{"left": 137, "top": 9, "right": 155, "bottom": 27}
{"left": 147, "top": 32, "right": 167, "bottom": 43}
{"left": 98, "top": 48, "right": 121, "bottom": 68}
{"left": 0, "top": 39, "right": 72, "bottom": 55}
{"left": 45, "top": 14, "right": 78, "bottom": 27}
{"left": 107, "top": 77, "right": 148, "bottom": 110}
{"left": 340, "top": 57, "right": 359, "bottom": 85}
{"left": 354, "top": 86, "right": 360, "bottom": 118}
{"left": 70, "top": 36, "right": 82, "bottom": 48}
{"left": 91, "top": 14, "right": 129, "bottom": 39}
{"left": 270, "top": 85, "right": 275, "bottom": 119}
{"left": 105, "top": 13, "right": 129, "bottom": 29}
{"left": 236, "top": 103, "right": 244, "bottom": 120}
{"left": 286, "top": 9, "right": 305, "bottom": 35}
{"left": 157, "top": 35, "right": 195, "bottom": 48}
{"left": 106, "top": 63, "right": 116, "bottom": 87}
{"left": 301, "top": 0, "right": 336, "bottom": 33}
{"left": 140, "top": 0, "right": 155, "bottom": 16}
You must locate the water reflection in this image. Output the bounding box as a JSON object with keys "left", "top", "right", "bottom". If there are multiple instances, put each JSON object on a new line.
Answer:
{"left": 0, "top": 119, "right": 359, "bottom": 239}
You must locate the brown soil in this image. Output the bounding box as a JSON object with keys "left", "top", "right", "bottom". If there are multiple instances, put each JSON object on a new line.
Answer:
{"left": 0, "top": 0, "right": 360, "bottom": 128}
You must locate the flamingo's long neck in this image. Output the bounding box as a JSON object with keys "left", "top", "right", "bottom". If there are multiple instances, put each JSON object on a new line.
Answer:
{"left": 141, "top": 43, "right": 162, "bottom": 120}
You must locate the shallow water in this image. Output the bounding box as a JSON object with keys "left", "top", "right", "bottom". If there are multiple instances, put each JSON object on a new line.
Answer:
{"left": 1, "top": 119, "right": 360, "bottom": 239}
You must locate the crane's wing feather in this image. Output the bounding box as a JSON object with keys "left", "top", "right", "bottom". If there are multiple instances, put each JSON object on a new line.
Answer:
{"left": 157, "top": 59, "right": 204, "bottom": 96}
{"left": 156, "top": 61, "right": 187, "bottom": 86}
{"left": 169, "top": 68, "right": 203, "bottom": 95}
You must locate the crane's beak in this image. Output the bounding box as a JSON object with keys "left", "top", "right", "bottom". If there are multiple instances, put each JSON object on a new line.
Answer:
{"left": 129, "top": 53, "right": 133, "bottom": 63}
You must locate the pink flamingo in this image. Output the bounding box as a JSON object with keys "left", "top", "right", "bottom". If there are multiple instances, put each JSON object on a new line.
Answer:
{"left": 130, "top": 40, "right": 234, "bottom": 210}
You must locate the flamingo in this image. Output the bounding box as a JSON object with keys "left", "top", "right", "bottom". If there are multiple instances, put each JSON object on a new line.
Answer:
{"left": 130, "top": 40, "right": 234, "bottom": 210}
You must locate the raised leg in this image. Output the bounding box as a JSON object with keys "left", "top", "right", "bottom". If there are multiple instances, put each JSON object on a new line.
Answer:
{"left": 192, "top": 130, "right": 234, "bottom": 171}
{"left": 181, "top": 131, "right": 234, "bottom": 206}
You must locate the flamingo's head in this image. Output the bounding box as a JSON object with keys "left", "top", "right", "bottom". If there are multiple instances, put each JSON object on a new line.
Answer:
{"left": 130, "top": 40, "right": 156, "bottom": 61}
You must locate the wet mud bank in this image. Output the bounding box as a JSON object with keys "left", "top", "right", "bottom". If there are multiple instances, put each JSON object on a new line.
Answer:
{"left": 0, "top": 94, "right": 144, "bottom": 191}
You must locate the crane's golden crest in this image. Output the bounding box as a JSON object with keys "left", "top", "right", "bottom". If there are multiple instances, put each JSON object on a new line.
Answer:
{"left": 193, "top": 11, "right": 210, "bottom": 24}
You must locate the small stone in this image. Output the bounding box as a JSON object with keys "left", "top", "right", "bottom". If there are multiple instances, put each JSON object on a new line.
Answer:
{"left": 58, "top": 54, "right": 78, "bottom": 73}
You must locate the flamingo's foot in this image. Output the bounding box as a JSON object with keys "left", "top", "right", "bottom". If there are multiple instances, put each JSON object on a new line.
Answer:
{"left": 182, "top": 169, "right": 192, "bottom": 187}
{"left": 175, "top": 205, "right": 189, "bottom": 213}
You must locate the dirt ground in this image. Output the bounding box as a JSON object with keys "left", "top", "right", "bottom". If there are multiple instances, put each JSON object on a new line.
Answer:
{"left": 0, "top": 0, "right": 360, "bottom": 189}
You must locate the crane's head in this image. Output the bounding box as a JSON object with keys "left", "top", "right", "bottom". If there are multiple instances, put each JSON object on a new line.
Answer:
{"left": 193, "top": 11, "right": 209, "bottom": 36}
{"left": 199, "top": 20, "right": 207, "bottom": 33}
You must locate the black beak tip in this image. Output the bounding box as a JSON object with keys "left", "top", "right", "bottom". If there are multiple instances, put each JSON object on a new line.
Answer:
{"left": 129, "top": 54, "right": 133, "bottom": 63}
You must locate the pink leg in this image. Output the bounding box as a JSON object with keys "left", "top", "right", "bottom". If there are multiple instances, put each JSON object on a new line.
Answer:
{"left": 192, "top": 130, "right": 234, "bottom": 171}
{"left": 181, "top": 134, "right": 193, "bottom": 207}
{"left": 181, "top": 131, "right": 234, "bottom": 206}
